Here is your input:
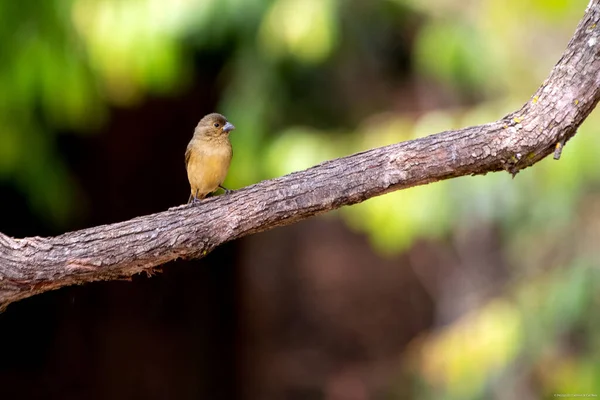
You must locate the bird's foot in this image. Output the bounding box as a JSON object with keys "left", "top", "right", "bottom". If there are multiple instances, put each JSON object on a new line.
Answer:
{"left": 187, "top": 196, "right": 201, "bottom": 206}
{"left": 219, "top": 185, "right": 233, "bottom": 195}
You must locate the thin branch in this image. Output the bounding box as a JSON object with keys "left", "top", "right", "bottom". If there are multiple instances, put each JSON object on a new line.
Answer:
{"left": 2, "top": 1, "right": 600, "bottom": 310}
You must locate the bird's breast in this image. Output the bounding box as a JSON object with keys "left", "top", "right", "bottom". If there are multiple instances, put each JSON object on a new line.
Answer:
{"left": 186, "top": 139, "right": 232, "bottom": 195}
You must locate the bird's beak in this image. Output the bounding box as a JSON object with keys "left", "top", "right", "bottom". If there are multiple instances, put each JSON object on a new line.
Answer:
{"left": 223, "top": 122, "right": 235, "bottom": 133}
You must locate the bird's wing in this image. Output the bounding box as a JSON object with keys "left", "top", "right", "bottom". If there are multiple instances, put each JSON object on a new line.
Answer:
{"left": 185, "top": 142, "right": 193, "bottom": 167}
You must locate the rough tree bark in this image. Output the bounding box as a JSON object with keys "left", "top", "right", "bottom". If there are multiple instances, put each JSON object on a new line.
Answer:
{"left": 1, "top": 1, "right": 600, "bottom": 310}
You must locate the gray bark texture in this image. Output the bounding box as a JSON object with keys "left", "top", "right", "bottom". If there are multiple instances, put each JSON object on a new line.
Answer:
{"left": 1, "top": 0, "right": 600, "bottom": 310}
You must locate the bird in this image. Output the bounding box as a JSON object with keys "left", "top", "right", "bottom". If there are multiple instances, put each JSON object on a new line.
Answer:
{"left": 185, "top": 113, "right": 235, "bottom": 203}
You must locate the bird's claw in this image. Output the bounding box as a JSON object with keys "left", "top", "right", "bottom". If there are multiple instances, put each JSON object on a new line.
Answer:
{"left": 219, "top": 185, "right": 233, "bottom": 195}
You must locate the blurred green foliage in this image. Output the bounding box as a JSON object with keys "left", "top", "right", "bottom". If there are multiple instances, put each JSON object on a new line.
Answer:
{"left": 410, "top": 261, "right": 600, "bottom": 399}
{"left": 0, "top": 0, "right": 598, "bottom": 397}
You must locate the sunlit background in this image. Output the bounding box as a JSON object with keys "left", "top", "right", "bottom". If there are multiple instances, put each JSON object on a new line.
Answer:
{"left": 0, "top": 0, "right": 599, "bottom": 399}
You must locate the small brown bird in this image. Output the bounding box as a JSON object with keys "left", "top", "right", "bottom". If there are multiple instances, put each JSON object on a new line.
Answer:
{"left": 185, "top": 113, "right": 235, "bottom": 203}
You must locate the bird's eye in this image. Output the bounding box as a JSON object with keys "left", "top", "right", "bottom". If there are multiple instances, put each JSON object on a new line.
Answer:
{"left": 213, "top": 123, "right": 220, "bottom": 128}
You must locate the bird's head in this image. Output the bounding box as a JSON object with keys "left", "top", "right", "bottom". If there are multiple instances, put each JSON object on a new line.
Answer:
{"left": 195, "top": 113, "right": 235, "bottom": 138}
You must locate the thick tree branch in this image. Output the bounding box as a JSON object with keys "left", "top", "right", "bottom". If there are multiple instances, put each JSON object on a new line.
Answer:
{"left": 2, "top": 1, "right": 600, "bottom": 310}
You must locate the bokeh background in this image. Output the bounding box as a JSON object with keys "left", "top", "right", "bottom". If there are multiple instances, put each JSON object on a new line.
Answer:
{"left": 0, "top": 0, "right": 599, "bottom": 399}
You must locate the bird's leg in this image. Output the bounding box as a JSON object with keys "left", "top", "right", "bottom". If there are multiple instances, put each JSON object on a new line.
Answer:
{"left": 219, "top": 185, "right": 233, "bottom": 195}
{"left": 188, "top": 189, "right": 201, "bottom": 205}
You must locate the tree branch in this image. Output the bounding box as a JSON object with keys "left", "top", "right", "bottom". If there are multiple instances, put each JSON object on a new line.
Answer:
{"left": 2, "top": 0, "right": 600, "bottom": 310}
